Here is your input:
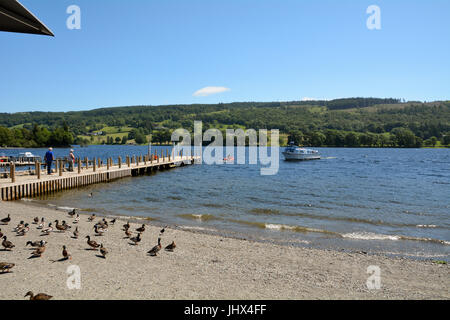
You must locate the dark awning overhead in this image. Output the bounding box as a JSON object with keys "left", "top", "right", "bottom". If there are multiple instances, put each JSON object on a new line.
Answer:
{"left": 0, "top": 0, "right": 54, "bottom": 36}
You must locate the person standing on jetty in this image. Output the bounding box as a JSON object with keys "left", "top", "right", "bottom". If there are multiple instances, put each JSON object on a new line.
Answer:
{"left": 44, "top": 147, "right": 55, "bottom": 175}
{"left": 68, "top": 149, "right": 75, "bottom": 172}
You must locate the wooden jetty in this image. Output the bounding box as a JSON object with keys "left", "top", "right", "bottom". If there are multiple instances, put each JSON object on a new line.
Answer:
{"left": 0, "top": 152, "right": 197, "bottom": 201}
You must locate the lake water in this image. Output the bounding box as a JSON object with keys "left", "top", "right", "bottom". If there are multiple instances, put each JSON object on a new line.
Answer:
{"left": 2, "top": 146, "right": 449, "bottom": 260}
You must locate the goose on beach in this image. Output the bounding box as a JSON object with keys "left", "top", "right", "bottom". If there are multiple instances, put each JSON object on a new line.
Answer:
{"left": 24, "top": 291, "right": 53, "bottom": 300}
{"left": 0, "top": 262, "right": 15, "bottom": 273}
{"left": 2, "top": 236, "right": 15, "bottom": 251}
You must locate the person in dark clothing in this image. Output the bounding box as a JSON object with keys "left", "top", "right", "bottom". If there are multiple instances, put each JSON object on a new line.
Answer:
{"left": 44, "top": 147, "right": 55, "bottom": 175}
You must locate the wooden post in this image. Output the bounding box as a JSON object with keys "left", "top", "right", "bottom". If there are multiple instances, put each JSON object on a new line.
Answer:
{"left": 85, "top": 157, "right": 89, "bottom": 169}
{"left": 78, "top": 159, "right": 81, "bottom": 174}
{"left": 118, "top": 156, "right": 122, "bottom": 169}
{"left": 93, "top": 158, "right": 96, "bottom": 172}
{"left": 127, "top": 156, "right": 130, "bottom": 167}
{"left": 10, "top": 163, "right": 15, "bottom": 183}
{"left": 37, "top": 161, "right": 41, "bottom": 179}
{"left": 98, "top": 158, "right": 101, "bottom": 169}
{"left": 107, "top": 157, "right": 110, "bottom": 170}
{"left": 59, "top": 160, "right": 63, "bottom": 176}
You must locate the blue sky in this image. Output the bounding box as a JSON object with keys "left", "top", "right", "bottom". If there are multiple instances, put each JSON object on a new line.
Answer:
{"left": 1, "top": 0, "right": 449, "bottom": 112}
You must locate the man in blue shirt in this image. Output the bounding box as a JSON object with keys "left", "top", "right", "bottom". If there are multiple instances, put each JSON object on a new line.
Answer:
{"left": 44, "top": 147, "right": 55, "bottom": 175}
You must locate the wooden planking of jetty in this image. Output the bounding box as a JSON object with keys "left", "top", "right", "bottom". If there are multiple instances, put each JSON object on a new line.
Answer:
{"left": 0, "top": 153, "right": 197, "bottom": 201}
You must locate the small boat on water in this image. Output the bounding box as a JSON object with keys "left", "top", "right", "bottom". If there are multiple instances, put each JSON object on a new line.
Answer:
{"left": 282, "top": 142, "right": 320, "bottom": 161}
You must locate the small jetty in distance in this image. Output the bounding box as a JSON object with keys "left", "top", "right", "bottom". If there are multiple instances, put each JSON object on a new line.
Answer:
{"left": 0, "top": 151, "right": 197, "bottom": 201}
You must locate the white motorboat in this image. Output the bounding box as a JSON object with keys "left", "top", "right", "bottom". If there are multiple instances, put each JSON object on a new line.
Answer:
{"left": 282, "top": 143, "right": 320, "bottom": 161}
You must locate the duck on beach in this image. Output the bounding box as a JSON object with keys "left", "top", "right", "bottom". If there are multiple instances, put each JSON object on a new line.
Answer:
{"left": 73, "top": 214, "right": 80, "bottom": 224}
{"left": 129, "top": 233, "right": 142, "bottom": 245}
{"left": 26, "top": 240, "right": 45, "bottom": 248}
{"left": 37, "top": 218, "right": 45, "bottom": 229}
{"left": 136, "top": 224, "right": 146, "bottom": 233}
{"left": 41, "top": 223, "right": 53, "bottom": 236}
{"left": 24, "top": 291, "right": 52, "bottom": 300}
{"left": 0, "top": 262, "right": 15, "bottom": 273}
{"left": 88, "top": 214, "right": 96, "bottom": 222}
{"left": 30, "top": 244, "right": 46, "bottom": 258}
{"left": 72, "top": 226, "right": 79, "bottom": 239}
{"left": 2, "top": 236, "right": 15, "bottom": 251}
{"left": 68, "top": 209, "right": 77, "bottom": 217}
{"left": 0, "top": 214, "right": 11, "bottom": 225}
{"left": 16, "top": 223, "right": 30, "bottom": 236}
{"left": 33, "top": 217, "right": 39, "bottom": 224}
{"left": 122, "top": 221, "right": 130, "bottom": 231}
{"left": 94, "top": 225, "right": 107, "bottom": 236}
{"left": 124, "top": 227, "right": 132, "bottom": 238}
{"left": 13, "top": 221, "right": 25, "bottom": 232}
{"left": 85, "top": 236, "right": 100, "bottom": 250}
{"left": 165, "top": 241, "right": 176, "bottom": 252}
{"left": 147, "top": 238, "right": 162, "bottom": 256}
{"left": 99, "top": 244, "right": 108, "bottom": 258}
{"left": 62, "top": 245, "right": 71, "bottom": 260}
{"left": 0, "top": 228, "right": 3, "bottom": 238}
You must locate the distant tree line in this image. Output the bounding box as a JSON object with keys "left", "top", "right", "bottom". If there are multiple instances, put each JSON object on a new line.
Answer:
{"left": 0, "top": 98, "right": 448, "bottom": 148}
{"left": 0, "top": 124, "right": 73, "bottom": 148}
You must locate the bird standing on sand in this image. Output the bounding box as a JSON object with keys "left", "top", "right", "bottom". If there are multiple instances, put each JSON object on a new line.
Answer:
{"left": 26, "top": 240, "right": 45, "bottom": 248}
{"left": 17, "top": 223, "right": 30, "bottom": 236}
{"left": 30, "top": 244, "right": 46, "bottom": 258}
{"left": 73, "top": 226, "right": 79, "bottom": 239}
{"left": 62, "top": 245, "right": 71, "bottom": 260}
{"left": 73, "top": 214, "right": 80, "bottom": 224}
{"left": 37, "top": 218, "right": 45, "bottom": 229}
{"left": 94, "top": 225, "right": 107, "bottom": 236}
{"left": 24, "top": 291, "right": 52, "bottom": 300}
{"left": 0, "top": 262, "right": 15, "bottom": 273}
{"left": 0, "top": 228, "right": 3, "bottom": 238}
{"left": 136, "top": 224, "right": 146, "bottom": 233}
{"left": 13, "top": 221, "right": 25, "bottom": 232}
{"left": 86, "top": 236, "right": 100, "bottom": 250}
{"left": 122, "top": 221, "right": 130, "bottom": 231}
{"left": 100, "top": 244, "right": 108, "bottom": 258}
{"left": 147, "top": 238, "right": 162, "bottom": 256}
{"left": 41, "top": 223, "right": 53, "bottom": 235}
{"left": 109, "top": 218, "right": 116, "bottom": 225}
{"left": 165, "top": 241, "right": 176, "bottom": 252}
{"left": 88, "top": 214, "right": 96, "bottom": 222}
{"left": 2, "top": 236, "right": 15, "bottom": 251}
{"left": 124, "top": 227, "right": 132, "bottom": 238}
{"left": 33, "top": 217, "right": 39, "bottom": 224}
{"left": 68, "top": 209, "right": 77, "bottom": 217}
{"left": 0, "top": 214, "right": 11, "bottom": 225}
{"left": 130, "top": 233, "right": 142, "bottom": 245}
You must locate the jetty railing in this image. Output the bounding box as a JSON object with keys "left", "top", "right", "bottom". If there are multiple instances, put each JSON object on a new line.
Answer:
{"left": 0, "top": 150, "right": 196, "bottom": 201}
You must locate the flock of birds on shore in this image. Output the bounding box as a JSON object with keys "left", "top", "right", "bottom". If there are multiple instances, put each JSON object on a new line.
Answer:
{"left": 0, "top": 207, "right": 176, "bottom": 300}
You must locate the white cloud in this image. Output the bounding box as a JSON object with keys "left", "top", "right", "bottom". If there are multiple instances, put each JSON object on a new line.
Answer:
{"left": 193, "top": 86, "right": 230, "bottom": 97}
